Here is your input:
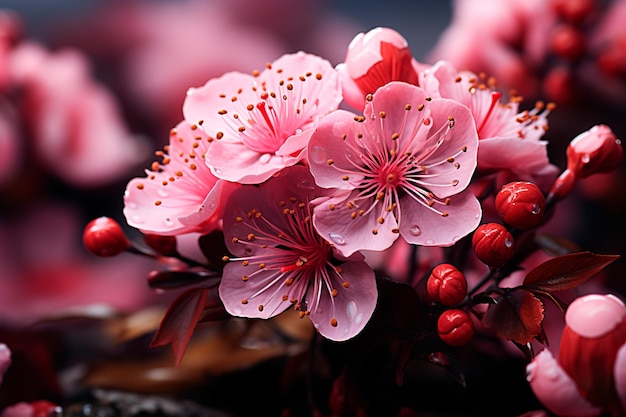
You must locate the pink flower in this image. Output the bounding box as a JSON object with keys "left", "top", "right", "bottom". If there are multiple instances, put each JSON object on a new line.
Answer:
{"left": 526, "top": 294, "right": 626, "bottom": 417}
{"left": 7, "top": 42, "right": 146, "bottom": 187}
{"left": 308, "top": 81, "right": 481, "bottom": 257}
{"left": 219, "top": 165, "right": 377, "bottom": 341}
{"left": 124, "top": 120, "right": 239, "bottom": 236}
{"left": 183, "top": 52, "right": 342, "bottom": 184}
{"left": 419, "top": 60, "right": 559, "bottom": 188}
{"left": 338, "top": 27, "right": 427, "bottom": 111}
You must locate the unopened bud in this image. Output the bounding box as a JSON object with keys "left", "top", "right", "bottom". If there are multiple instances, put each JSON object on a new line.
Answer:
{"left": 437, "top": 309, "right": 474, "bottom": 347}
{"left": 566, "top": 125, "right": 623, "bottom": 179}
{"left": 495, "top": 181, "right": 546, "bottom": 230}
{"left": 426, "top": 263, "right": 468, "bottom": 306}
{"left": 83, "top": 217, "right": 131, "bottom": 257}
{"left": 471, "top": 223, "right": 514, "bottom": 268}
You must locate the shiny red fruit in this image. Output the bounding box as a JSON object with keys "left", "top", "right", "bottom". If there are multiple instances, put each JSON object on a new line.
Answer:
{"left": 426, "top": 263, "right": 468, "bottom": 306}
{"left": 437, "top": 309, "right": 474, "bottom": 347}
{"left": 83, "top": 216, "right": 130, "bottom": 257}
{"left": 472, "top": 223, "right": 514, "bottom": 268}
{"left": 495, "top": 181, "right": 546, "bottom": 230}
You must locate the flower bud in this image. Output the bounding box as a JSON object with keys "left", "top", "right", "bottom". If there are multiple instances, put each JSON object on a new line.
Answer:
{"left": 143, "top": 234, "right": 178, "bottom": 256}
{"left": 471, "top": 223, "right": 514, "bottom": 268}
{"left": 550, "top": 24, "right": 586, "bottom": 61}
{"left": 83, "top": 216, "right": 131, "bottom": 257}
{"left": 551, "top": 0, "right": 596, "bottom": 24}
{"left": 437, "top": 309, "right": 474, "bottom": 347}
{"left": 426, "top": 263, "right": 467, "bottom": 306}
{"left": 566, "top": 125, "right": 623, "bottom": 179}
{"left": 558, "top": 294, "right": 626, "bottom": 415}
{"left": 495, "top": 181, "right": 546, "bottom": 230}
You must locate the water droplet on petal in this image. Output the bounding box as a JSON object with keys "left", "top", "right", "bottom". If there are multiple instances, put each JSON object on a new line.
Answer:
{"left": 131, "top": 215, "right": 144, "bottom": 224}
{"left": 329, "top": 233, "right": 345, "bottom": 245}
{"left": 209, "top": 203, "right": 216, "bottom": 210}
{"left": 309, "top": 146, "right": 326, "bottom": 164}
{"left": 346, "top": 301, "right": 357, "bottom": 320}
{"left": 297, "top": 178, "right": 315, "bottom": 190}
{"left": 164, "top": 218, "right": 174, "bottom": 227}
{"left": 214, "top": 168, "right": 223, "bottom": 175}
{"left": 354, "top": 313, "right": 363, "bottom": 325}
{"left": 259, "top": 153, "right": 271, "bottom": 164}
{"left": 157, "top": 188, "right": 168, "bottom": 198}
{"left": 452, "top": 235, "right": 460, "bottom": 242}
{"left": 295, "top": 128, "right": 303, "bottom": 135}
{"left": 409, "top": 225, "right": 422, "bottom": 236}
{"left": 531, "top": 203, "right": 542, "bottom": 215}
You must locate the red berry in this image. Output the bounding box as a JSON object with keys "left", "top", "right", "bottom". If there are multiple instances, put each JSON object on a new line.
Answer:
{"left": 495, "top": 181, "right": 546, "bottom": 230}
{"left": 472, "top": 223, "right": 514, "bottom": 268}
{"left": 144, "top": 233, "right": 178, "bottom": 256}
{"left": 437, "top": 309, "right": 474, "bottom": 347}
{"left": 551, "top": 0, "right": 596, "bottom": 24}
{"left": 83, "top": 217, "right": 130, "bottom": 257}
{"left": 426, "top": 263, "right": 467, "bottom": 306}
{"left": 566, "top": 124, "right": 623, "bottom": 179}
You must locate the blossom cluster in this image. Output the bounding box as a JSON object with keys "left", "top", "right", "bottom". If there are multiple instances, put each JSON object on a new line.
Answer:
{"left": 84, "top": 25, "right": 624, "bottom": 417}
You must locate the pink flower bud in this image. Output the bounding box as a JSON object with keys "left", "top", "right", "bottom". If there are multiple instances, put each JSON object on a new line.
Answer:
{"left": 566, "top": 125, "right": 623, "bottom": 179}
{"left": 437, "top": 309, "right": 474, "bottom": 347}
{"left": 495, "top": 181, "right": 546, "bottom": 230}
{"left": 558, "top": 294, "right": 626, "bottom": 415}
{"left": 471, "top": 223, "right": 514, "bottom": 268}
{"left": 426, "top": 263, "right": 468, "bottom": 306}
{"left": 82, "top": 216, "right": 131, "bottom": 257}
{"left": 0, "top": 343, "right": 10, "bottom": 385}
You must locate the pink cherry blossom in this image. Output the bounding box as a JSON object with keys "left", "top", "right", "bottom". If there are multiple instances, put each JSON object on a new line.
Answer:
{"left": 124, "top": 120, "right": 239, "bottom": 236}
{"left": 338, "top": 27, "right": 428, "bottom": 111}
{"left": 6, "top": 41, "right": 146, "bottom": 187}
{"left": 419, "top": 60, "right": 559, "bottom": 188}
{"left": 219, "top": 165, "right": 377, "bottom": 341}
{"left": 183, "top": 52, "right": 342, "bottom": 184}
{"left": 308, "top": 81, "right": 482, "bottom": 257}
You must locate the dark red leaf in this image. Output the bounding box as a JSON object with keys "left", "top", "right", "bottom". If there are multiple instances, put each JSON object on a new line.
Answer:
{"left": 523, "top": 252, "right": 619, "bottom": 292}
{"left": 481, "top": 289, "right": 545, "bottom": 345}
{"left": 150, "top": 287, "right": 209, "bottom": 366}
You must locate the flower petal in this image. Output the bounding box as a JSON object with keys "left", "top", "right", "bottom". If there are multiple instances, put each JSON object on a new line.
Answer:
{"left": 309, "top": 260, "right": 377, "bottom": 341}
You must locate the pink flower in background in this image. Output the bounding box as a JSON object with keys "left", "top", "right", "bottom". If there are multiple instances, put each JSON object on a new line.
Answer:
{"left": 338, "top": 27, "right": 427, "bottom": 111}
{"left": 308, "top": 81, "right": 481, "bottom": 256}
{"left": 123, "top": 121, "right": 239, "bottom": 236}
{"left": 6, "top": 41, "right": 146, "bottom": 187}
{"left": 426, "top": 0, "right": 554, "bottom": 100}
{"left": 219, "top": 165, "right": 377, "bottom": 341}
{"left": 419, "top": 60, "right": 558, "bottom": 188}
{"left": 527, "top": 294, "right": 626, "bottom": 417}
{"left": 183, "top": 52, "right": 342, "bottom": 184}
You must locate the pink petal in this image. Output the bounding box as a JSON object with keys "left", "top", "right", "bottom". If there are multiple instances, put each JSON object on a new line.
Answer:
{"left": 123, "top": 121, "right": 223, "bottom": 235}
{"left": 313, "top": 189, "right": 399, "bottom": 257}
{"left": 309, "top": 260, "right": 377, "bottom": 341}
{"left": 614, "top": 343, "right": 626, "bottom": 413}
{"left": 526, "top": 349, "right": 602, "bottom": 417}
{"left": 399, "top": 188, "right": 482, "bottom": 247}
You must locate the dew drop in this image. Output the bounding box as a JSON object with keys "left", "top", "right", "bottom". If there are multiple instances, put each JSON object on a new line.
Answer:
{"left": 329, "top": 233, "right": 346, "bottom": 245}
{"left": 214, "top": 168, "right": 223, "bottom": 175}
{"left": 157, "top": 188, "right": 168, "bottom": 198}
{"left": 346, "top": 301, "right": 357, "bottom": 320}
{"left": 259, "top": 153, "right": 271, "bottom": 164}
{"left": 295, "top": 128, "right": 303, "bottom": 135}
{"left": 505, "top": 238, "right": 513, "bottom": 248}
{"left": 309, "top": 146, "right": 326, "bottom": 164}
{"left": 581, "top": 154, "right": 590, "bottom": 163}
{"left": 354, "top": 313, "right": 363, "bottom": 325}
{"left": 164, "top": 218, "right": 174, "bottom": 227}
{"left": 452, "top": 235, "right": 460, "bottom": 242}
{"left": 209, "top": 203, "right": 216, "bottom": 210}
{"left": 409, "top": 224, "right": 422, "bottom": 236}
{"left": 232, "top": 307, "right": 243, "bottom": 315}
{"left": 131, "top": 215, "right": 144, "bottom": 224}
{"left": 531, "top": 203, "right": 542, "bottom": 215}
